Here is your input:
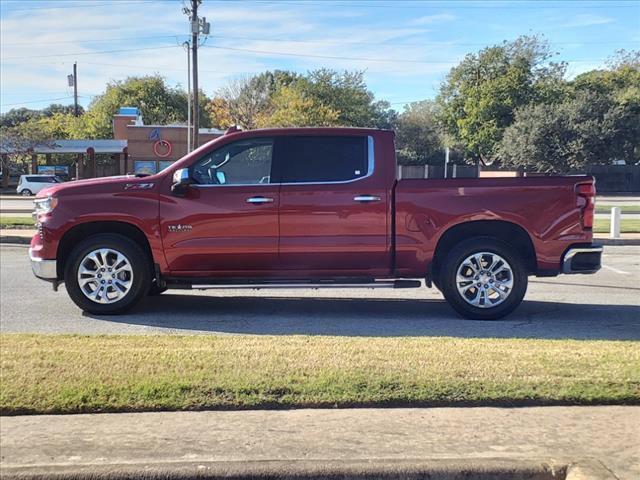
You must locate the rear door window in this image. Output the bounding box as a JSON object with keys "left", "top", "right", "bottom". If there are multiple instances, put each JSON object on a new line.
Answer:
{"left": 276, "top": 136, "right": 369, "bottom": 184}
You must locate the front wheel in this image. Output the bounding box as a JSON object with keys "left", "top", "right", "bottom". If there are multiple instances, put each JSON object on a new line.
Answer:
{"left": 440, "top": 237, "right": 528, "bottom": 320}
{"left": 148, "top": 280, "right": 168, "bottom": 296}
{"left": 64, "top": 234, "right": 151, "bottom": 314}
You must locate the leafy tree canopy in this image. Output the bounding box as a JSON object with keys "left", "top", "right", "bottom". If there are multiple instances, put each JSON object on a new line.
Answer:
{"left": 255, "top": 84, "right": 340, "bottom": 128}
{"left": 208, "top": 70, "right": 299, "bottom": 130}
{"left": 395, "top": 101, "right": 444, "bottom": 165}
{"left": 82, "top": 75, "right": 210, "bottom": 138}
{"left": 0, "top": 103, "right": 83, "bottom": 129}
{"left": 436, "top": 35, "right": 566, "bottom": 164}
{"left": 208, "top": 69, "right": 395, "bottom": 130}
{"left": 500, "top": 90, "right": 639, "bottom": 173}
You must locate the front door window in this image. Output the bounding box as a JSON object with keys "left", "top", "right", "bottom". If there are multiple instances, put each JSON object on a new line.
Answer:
{"left": 192, "top": 138, "right": 274, "bottom": 186}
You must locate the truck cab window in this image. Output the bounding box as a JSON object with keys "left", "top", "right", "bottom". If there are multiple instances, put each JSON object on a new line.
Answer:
{"left": 277, "top": 136, "right": 368, "bottom": 183}
{"left": 192, "top": 138, "right": 274, "bottom": 185}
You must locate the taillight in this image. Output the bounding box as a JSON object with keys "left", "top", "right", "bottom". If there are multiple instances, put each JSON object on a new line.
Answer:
{"left": 576, "top": 182, "right": 595, "bottom": 229}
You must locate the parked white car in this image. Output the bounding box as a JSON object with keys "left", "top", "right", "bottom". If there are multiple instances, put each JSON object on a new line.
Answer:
{"left": 16, "top": 175, "right": 62, "bottom": 196}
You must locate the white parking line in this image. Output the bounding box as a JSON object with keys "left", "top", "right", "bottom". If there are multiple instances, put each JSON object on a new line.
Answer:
{"left": 602, "top": 265, "right": 631, "bottom": 275}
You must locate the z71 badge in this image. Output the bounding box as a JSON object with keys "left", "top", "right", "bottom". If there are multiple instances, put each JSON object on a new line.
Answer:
{"left": 168, "top": 224, "right": 192, "bottom": 233}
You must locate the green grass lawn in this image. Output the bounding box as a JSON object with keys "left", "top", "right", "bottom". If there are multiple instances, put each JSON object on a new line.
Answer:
{"left": 593, "top": 218, "right": 640, "bottom": 233}
{"left": 0, "top": 215, "right": 33, "bottom": 229}
{"left": 595, "top": 204, "right": 640, "bottom": 214}
{"left": 1, "top": 334, "right": 638, "bottom": 415}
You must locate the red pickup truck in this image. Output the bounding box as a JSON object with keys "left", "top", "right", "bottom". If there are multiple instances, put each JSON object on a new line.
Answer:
{"left": 29, "top": 128, "right": 602, "bottom": 319}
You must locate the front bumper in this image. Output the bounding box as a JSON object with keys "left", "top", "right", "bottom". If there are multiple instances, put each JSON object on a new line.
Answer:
{"left": 29, "top": 248, "right": 57, "bottom": 280}
{"left": 562, "top": 245, "right": 603, "bottom": 274}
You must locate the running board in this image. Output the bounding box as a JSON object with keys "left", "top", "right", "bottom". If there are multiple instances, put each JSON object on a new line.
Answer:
{"left": 167, "top": 279, "right": 422, "bottom": 290}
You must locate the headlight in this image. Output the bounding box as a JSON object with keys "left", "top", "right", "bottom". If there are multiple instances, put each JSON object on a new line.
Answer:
{"left": 33, "top": 196, "right": 58, "bottom": 215}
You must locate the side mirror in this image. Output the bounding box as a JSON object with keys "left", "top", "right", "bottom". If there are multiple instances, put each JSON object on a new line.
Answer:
{"left": 171, "top": 168, "right": 192, "bottom": 196}
{"left": 215, "top": 171, "right": 226, "bottom": 185}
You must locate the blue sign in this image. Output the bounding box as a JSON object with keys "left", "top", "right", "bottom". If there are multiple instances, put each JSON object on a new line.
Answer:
{"left": 148, "top": 128, "right": 161, "bottom": 141}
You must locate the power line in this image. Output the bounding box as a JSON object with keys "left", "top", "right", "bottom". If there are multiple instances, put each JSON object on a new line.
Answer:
{"left": 5, "top": 52, "right": 607, "bottom": 75}
{"left": 202, "top": 44, "right": 608, "bottom": 65}
{"left": 211, "top": 0, "right": 640, "bottom": 9}
{"left": 2, "top": 32, "right": 630, "bottom": 49}
{"left": 0, "top": 34, "right": 189, "bottom": 47}
{"left": 3, "top": 1, "right": 168, "bottom": 12}
{"left": 75, "top": 61, "right": 191, "bottom": 72}
{"left": 0, "top": 96, "right": 74, "bottom": 107}
{"left": 209, "top": 34, "right": 633, "bottom": 48}
{"left": 203, "top": 44, "right": 458, "bottom": 64}
{"left": 1, "top": 45, "right": 179, "bottom": 60}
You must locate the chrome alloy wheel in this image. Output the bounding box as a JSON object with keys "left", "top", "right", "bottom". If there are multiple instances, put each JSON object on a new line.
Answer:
{"left": 77, "top": 248, "right": 134, "bottom": 304}
{"left": 456, "top": 251, "right": 514, "bottom": 309}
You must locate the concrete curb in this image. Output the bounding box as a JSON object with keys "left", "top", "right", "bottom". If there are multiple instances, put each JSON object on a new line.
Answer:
{"left": 0, "top": 458, "right": 618, "bottom": 480}
{"left": 595, "top": 237, "right": 640, "bottom": 246}
{"left": 0, "top": 235, "right": 31, "bottom": 245}
{"left": 0, "top": 209, "right": 32, "bottom": 214}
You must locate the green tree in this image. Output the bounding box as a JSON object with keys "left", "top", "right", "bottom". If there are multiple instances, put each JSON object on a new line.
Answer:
{"left": 82, "top": 75, "right": 208, "bottom": 138}
{"left": 500, "top": 49, "right": 640, "bottom": 173}
{"left": 436, "top": 35, "right": 566, "bottom": 164}
{"left": 395, "top": 101, "right": 443, "bottom": 165}
{"left": 0, "top": 103, "right": 83, "bottom": 129}
{"left": 209, "top": 69, "right": 393, "bottom": 130}
{"left": 300, "top": 69, "right": 394, "bottom": 128}
{"left": 572, "top": 50, "right": 640, "bottom": 101}
{"left": 210, "top": 70, "right": 299, "bottom": 129}
{"left": 255, "top": 84, "right": 340, "bottom": 128}
{"left": 0, "top": 120, "right": 56, "bottom": 186}
{"left": 0, "top": 108, "right": 43, "bottom": 129}
{"left": 499, "top": 90, "right": 639, "bottom": 173}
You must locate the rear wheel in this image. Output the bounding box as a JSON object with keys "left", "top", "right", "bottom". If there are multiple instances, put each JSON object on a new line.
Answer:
{"left": 440, "top": 237, "right": 528, "bottom": 320}
{"left": 21, "top": 189, "right": 32, "bottom": 196}
{"left": 64, "top": 234, "right": 151, "bottom": 314}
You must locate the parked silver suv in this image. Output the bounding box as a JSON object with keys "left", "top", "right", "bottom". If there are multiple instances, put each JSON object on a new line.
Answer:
{"left": 16, "top": 175, "right": 62, "bottom": 196}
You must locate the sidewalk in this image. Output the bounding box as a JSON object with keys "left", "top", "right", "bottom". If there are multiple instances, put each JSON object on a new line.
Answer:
{"left": 1, "top": 407, "right": 637, "bottom": 479}
{"left": 0, "top": 229, "right": 34, "bottom": 244}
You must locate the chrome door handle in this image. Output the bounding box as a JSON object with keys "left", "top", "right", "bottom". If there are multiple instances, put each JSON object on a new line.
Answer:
{"left": 246, "top": 196, "right": 274, "bottom": 204}
{"left": 354, "top": 195, "right": 381, "bottom": 202}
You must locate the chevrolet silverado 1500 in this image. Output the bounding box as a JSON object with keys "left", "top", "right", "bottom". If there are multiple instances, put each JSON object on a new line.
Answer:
{"left": 29, "top": 128, "right": 602, "bottom": 319}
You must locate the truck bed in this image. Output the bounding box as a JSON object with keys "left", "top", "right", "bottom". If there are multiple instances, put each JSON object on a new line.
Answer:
{"left": 394, "top": 176, "right": 594, "bottom": 275}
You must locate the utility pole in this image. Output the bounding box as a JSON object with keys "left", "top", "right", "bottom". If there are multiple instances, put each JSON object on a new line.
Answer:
{"left": 70, "top": 62, "right": 78, "bottom": 116}
{"left": 183, "top": 41, "right": 192, "bottom": 153}
{"left": 191, "top": 0, "right": 199, "bottom": 149}
{"left": 184, "top": 0, "right": 209, "bottom": 150}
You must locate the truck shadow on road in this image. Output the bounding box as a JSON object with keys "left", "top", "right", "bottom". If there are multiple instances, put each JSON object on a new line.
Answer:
{"left": 88, "top": 295, "right": 640, "bottom": 340}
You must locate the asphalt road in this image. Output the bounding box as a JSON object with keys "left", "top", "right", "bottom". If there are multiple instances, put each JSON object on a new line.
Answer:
{"left": 0, "top": 198, "right": 33, "bottom": 213}
{"left": 2, "top": 244, "right": 639, "bottom": 339}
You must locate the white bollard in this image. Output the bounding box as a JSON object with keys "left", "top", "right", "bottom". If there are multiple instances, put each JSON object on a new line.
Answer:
{"left": 610, "top": 207, "right": 621, "bottom": 239}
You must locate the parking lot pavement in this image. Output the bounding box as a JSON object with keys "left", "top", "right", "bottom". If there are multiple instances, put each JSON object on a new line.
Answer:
{"left": 1, "top": 244, "right": 638, "bottom": 339}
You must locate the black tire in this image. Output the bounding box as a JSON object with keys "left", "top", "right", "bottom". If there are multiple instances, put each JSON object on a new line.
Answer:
{"left": 439, "top": 237, "right": 528, "bottom": 320}
{"left": 64, "top": 233, "right": 151, "bottom": 315}
{"left": 21, "top": 189, "right": 32, "bottom": 196}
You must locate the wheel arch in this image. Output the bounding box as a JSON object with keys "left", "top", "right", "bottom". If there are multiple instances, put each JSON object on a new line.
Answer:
{"left": 431, "top": 220, "right": 537, "bottom": 282}
{"left": 56, "top": 221, "right": 154, "bottom": 279}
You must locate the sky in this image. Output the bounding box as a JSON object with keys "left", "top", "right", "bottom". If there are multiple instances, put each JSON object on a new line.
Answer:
{"left": 1, "top": 0, "right": 639, "bottom": 114}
